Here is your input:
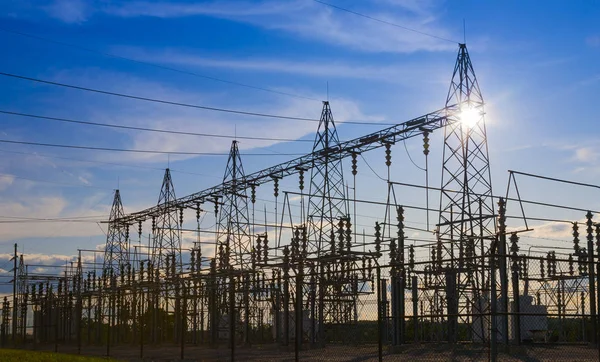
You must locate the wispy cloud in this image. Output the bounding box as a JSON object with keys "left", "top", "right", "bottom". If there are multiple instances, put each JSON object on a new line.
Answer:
{"left": 44, "top": 0, "right": 90, "bottom": 24}
{"left": 574, "top": 147, "right": 599, "bottom": 164}
{"left": 0, "top": 195, "right": 109, "bottom": 241}
{"left": 37, "top": 0, "right": 456, "bottom": 53}
{"left": 104, "top": 0, "right": 300, "bottom": 18}
{"left": 37, "top": 68, "right": 379, "bottom": 164}
{"left": 114, "top": 47, "right": 448, "bottom": 83}
{"left": 0, "top": 175, "right": 15, "bottom": 191}
{"left": 586, "top": 35, "right": 600, "bottom": 48}
{"left": 126, "top": 94, "right": 379, "bottom": 163}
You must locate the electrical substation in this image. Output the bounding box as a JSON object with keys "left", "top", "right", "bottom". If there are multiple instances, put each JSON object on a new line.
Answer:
{"left": 2, "top": 44, "right": 600, "bottom": 361}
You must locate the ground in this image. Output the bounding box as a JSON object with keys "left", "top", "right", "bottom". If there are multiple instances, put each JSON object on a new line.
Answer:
{"left": 8, "top": 343, "right": 600, "bottom": 361}
{"left": 0, "top": 348, "right": 119, "bottom": 361}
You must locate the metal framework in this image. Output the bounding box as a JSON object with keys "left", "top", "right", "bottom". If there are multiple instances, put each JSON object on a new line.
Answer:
{"left": 102, "top": 190, "right": 129, "bottom": 275}
{"left": 151, "top": 168, "right": 182, "bottom": 274}
{"left": 435, "top": 43, "right": 497, "bottom": 343}
{"left": 5, "top": 44, "right": 599, "bottom": 362}
{"left": 113, "top": 108, "right": 456, "bottom": 226}
{"left": 216, "top": 141, "right": 252, "bottom": 270}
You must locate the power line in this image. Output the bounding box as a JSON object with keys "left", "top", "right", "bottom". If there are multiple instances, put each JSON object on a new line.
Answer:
{"left": 0, "top": 215, "right": 105, "bottom": 220}
{"left": 0, "top": 27, "right": 320, "bottom": 102}
{"left": 0, "top": 71, "right": 318, "bottom": 121}
{"left": 0, "top": 71, "right": 396, "bottom": 126}
{"left": 0, "top": 172, "right": 113, "bottom": 190}
{"left": 359, "top": 153, "right": 386, "bottom": 181}
{"left": 0, "top": 148, "right": 222, "bottom": 179}
{"left": 0, "top": 220, "right": 102, "bottom": 224}
{"left": 402, "top": 138, "right": 426, "bottom": 171}
{"left": 0, "top": 110, "right": 313, "bottom": 143}
{"left": 312, "top": 0, "right": 459, "bottom": 44}
{"left": 0, "top": 138, "right": 305, "bottom": 156}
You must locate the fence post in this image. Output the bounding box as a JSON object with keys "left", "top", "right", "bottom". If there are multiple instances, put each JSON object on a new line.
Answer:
{"left": 412, "top": 276, "right": 418, "bottom": 344}
{"left": 229, "top": 274, "right": 236, "bottom": 362}
{"left": 586, "top": 212, "right": 597, "bottom": 344}
{"left": 181, "top": 279, "right": 187, "bottom": 360}
{"left": 295, "top": 269, "right": 303, "bottom": 362}
{"left": 490, "top": 246, "right": 498, "bottom": 362}
{"left": 445, "top": 270, "right": 457, "bottom": 344}
{"left": 377, "top": 266, "right": 383, "bottom": 362}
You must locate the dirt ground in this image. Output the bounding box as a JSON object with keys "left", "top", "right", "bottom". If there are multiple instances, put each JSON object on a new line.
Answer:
{"left": 16, "top": 343, "right": 600, "bottom": 361}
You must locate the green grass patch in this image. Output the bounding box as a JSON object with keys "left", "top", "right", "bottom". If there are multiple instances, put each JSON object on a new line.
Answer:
{"left": 0, "top": 349, "right": 118, "bottom": 362}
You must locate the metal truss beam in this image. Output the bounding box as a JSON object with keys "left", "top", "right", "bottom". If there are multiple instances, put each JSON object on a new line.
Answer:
{"left": 114, "top": 105, "right": 458, "bottom": 225}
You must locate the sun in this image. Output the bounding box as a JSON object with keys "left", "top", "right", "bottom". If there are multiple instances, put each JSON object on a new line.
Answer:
{"left": 458, "top": 107, "right": 481, "bottom": 128}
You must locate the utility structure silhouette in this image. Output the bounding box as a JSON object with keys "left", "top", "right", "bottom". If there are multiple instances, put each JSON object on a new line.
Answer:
{"left": 306, "top": 101, "right": 348, "bottom": 258}
{"left": 151, "top": 168, "right": 182, "bottom": 275}
{"left": 216, "top": 140, "right": 252, "bottom": 270}
{"left": 436, "top": 43, "right": 498, "bottom": 343}
{"left": 15, "top": 254, "right": 27, "bottom": 341}
{"left": 103, "top": 190, "right": 129, "bottom": 275}
{"left": 304, "top": 101, "right": 367, "bottom": 344}
{"left": 91, "top": 43, "right": 506, "bottom": 351}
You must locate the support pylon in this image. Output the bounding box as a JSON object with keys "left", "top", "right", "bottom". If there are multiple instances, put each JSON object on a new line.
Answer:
{"left": 213, "top": 140, "right": 253, "bottom": 345}
{"left": 305, "top": 101, "right": 357, "bottom": 344}
{"left": 437, "top": 43, "right": 497, "bottom": 343}
{"left": 216, "top": 141, "right": 252, "bottom": 269}
{"left": 151, "top": 168, "right": 182, "bottom": 274}
{"left": 103, "top": 190, "right": 129, "bottom": 275}
{"left": 306, "top": 101, "right": 348, "bottom": 257}
{"left": 15, "top": 255, "right": 27, "bottom": 340}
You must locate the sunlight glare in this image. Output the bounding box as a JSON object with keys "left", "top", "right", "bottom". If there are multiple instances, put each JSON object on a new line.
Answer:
{"left": 459, "top": 107, "right": 480, "bottom": 128}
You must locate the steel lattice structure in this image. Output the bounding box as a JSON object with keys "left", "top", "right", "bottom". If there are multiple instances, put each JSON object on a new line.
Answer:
{"left": 306, "top": 101, "right": 348, "bottom": 258}
{"left": 10, "top": 44, "right": 598, "bottom": 361}
{"left": 216, "top": 141, "right": 252, "bottom": 270}
{"left": 151, "top": 168, "right": 182, "bottom": 274}
{"left": 103, "top": 190, "right": 129, "bottom": 275}
{"left": 433, "top": 43, "right": 498, "bottom": 343}
{"left": 112, "top": 108, "right": 455, "bottom": 227}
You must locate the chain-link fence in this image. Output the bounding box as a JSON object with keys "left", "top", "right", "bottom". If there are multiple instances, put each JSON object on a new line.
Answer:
{"left": 1, "top": 248, "right": 600, "bottom": 361}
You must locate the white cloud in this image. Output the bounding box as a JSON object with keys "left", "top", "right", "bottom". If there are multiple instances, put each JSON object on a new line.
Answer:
{"left": 587, "top": 35, "right": 600, "bottom": 48}
{"left": 259, "top": 3, "right": 455, "bottom": 53}
{"left": 114, "top": 47, "right": 447, "bottom": 83}
{"left": 44, "top": 0, "right": 90, "bottom": 23}
{"left": 78, "top": 175, "right": 91, "bottom": 185}
{"left": 104, "top": 0, "right": 298, "bottom": 18}
{"left": 526, "top": 222, "right": 573, "bottom": 240}
{"left": 39, "top": 0, "right": 456, "bottom": 53}
{"left": 125, "top": 94, "right": 377, "bottom": 163}
{"left": 574, "top": 147, "right": 599, "bottom": 164}
{"left": 0, "top": 175, "right": 15, "bottom": 191}
{"left": 41, "top": 68, "right": 380, "bottom": 164}
{"left": 0, "top": 195, "right": 109, "bottom": 241}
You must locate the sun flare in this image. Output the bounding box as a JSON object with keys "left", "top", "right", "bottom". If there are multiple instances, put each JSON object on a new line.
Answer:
{"left": 458, "top": 107, "right": 481, "bottom": 128}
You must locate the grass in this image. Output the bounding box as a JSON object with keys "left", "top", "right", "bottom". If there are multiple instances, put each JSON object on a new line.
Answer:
{"left": 0, "top": 349, "right": 118, "bottom": 362}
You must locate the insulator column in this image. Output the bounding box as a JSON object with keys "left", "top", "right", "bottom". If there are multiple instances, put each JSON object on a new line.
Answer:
{"left": 586, "top": 211, "right": 597, "bottom": 344}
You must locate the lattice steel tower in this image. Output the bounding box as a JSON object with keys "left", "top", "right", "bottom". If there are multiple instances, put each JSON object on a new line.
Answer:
{"left": 151, "top": 168, "right": 182, "bottom": 274}
{"left": 306, "top": 101, "right": 348, "bottom": 257}
{"left": 216, "top": 140, "right": 252, "bottom": 269}
{"left": 103, "top": 189, "right": 129, "bottom": 275}
{"left": 437, "top": 43, "right": 496, "bottom": 342}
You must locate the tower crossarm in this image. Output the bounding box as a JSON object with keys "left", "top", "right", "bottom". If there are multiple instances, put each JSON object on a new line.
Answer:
{"left": 113, "top": 104, "right": 458, "bottom": 225}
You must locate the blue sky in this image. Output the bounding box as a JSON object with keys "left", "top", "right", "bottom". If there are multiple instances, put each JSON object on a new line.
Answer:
{"left": 0, "top": 0, "right": 599, "bottom": 275}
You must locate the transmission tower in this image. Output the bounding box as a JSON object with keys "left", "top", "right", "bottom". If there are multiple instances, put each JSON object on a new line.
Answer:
{"left": 15, "top": 255, "right": 27, "bottom": 340}
{"left": 437, "top": 43, "right": 497, "bottom": 342}
{"left": 306, "top": 101, "right": 348, "bottom": 257}
{"left": 216, "top": 140, "right": 252, "bottom": 270}
{"left": 304, "top": 101, "right": 359, "bottom": 344}
{"left": 151, "top": 168, "right": 182, "bottom": 274}
{"left": 103, "top": 189, "right": 129, "bottom": 275}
